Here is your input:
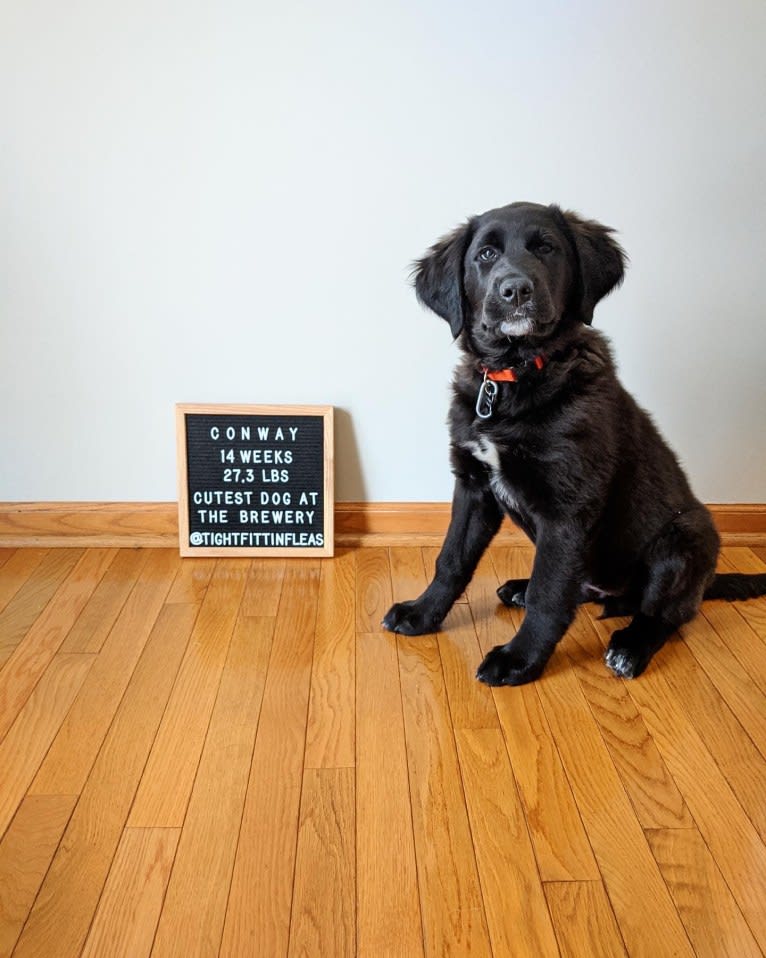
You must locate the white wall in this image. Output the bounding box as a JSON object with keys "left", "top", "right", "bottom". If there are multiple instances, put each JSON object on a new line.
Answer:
{"left": 2, "top": 0, "right": 765, "bottom": 503}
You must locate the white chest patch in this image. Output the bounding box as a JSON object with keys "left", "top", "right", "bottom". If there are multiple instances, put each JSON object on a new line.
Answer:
{"left": 464, "top": 437, "right": 521, "bottom": 514}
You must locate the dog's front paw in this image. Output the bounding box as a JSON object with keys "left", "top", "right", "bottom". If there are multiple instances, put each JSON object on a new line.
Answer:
{"left": 382, "top": 600, "right": 441, "bottom": 636}
{"left": 604, "top": 628, "right": 651, "bottom": 679}
{"left": 476, "top": 643, "right": 547, "bottom": 686}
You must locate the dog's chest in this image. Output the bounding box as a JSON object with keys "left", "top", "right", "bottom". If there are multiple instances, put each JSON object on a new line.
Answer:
{"left": 464, "top": 435, "right": 522, "bottom": 514}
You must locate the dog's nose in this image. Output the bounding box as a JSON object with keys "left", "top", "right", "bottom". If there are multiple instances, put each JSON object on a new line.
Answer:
{"left": 499, "top": 277, "right": 533, "bottom": 306}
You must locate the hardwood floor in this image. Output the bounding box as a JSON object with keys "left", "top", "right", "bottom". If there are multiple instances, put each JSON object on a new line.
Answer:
{"left": 1, "top": 544, "right": 766, "bottom": 956}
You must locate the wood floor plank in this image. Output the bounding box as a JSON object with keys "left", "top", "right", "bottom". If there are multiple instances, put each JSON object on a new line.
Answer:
{"left": 80, "top": 827, "right": 180, "bottom": 958}
{"left": 544, "top": 881, "right": 627, "bottom": 958}
{"left": 701, "top": 599, "right": 766, "bottom": 697}
{"left": 0, "top": 794, "right": 77, "bottom": 958}
{"left": 60, "top": 547, "right": 149, "bottom": 653}
{"left": 590, "top": 616, "right": 766, "bottom": 952}
{"left": 535, "top": 648, "right": 694, "bottom": 957}
{"left": 0, "top": 548, "right": 48, "bottom": 616}
{"left": 165, "top": 556, "right": 216, "bottom": 605}
{"left": 388, "top": 546, "right": 428, "bottom": 602}
{"left": 466, "top": 549, "right": 529, "bottom": 659}
{"left": 288, "top": 767, "right": 355, "bottom": 958}
{"left": 356, "top": 547, "right": 392, "bottom": 632}
{"left": 679, "top": 610, "right": 766, "bottom": 760}
{"left": 645, "top": 828, "right": 762, "bottom": 958}
{"left": 564, "top": 611, "right": 693, "bottom": 828}
{"left": 240, "top": 557, "right": 285, "bottom": 616}
{"left": 356, "top": 631, "right": 424, "bottom": 958}
{"left": 397, "top": 632, "right": 491, "bottom": 957}
{"left": 220, "top": 561, "right": 321, "bottom": 958}
{"left": 5, "top": 543, "right": 766, "bottom": 957}
{"left": 730, "top": 596, "right": 766, "bottom": 644}
{"left": 390, "top": 546, "right": 498, "bottom": 731}
{"left": 0, "top": 653, "right": 93, "bottom": 840}
{"left": 591, "top": 608, "right": 766, "bottom": 843}
{"left": 128, "top": 559, "right": 249, "bottom": 828}
{"left": 455, "top": 728, "right": 560, "bottom": 957}
{"left": 0, "top": 551, "right": 83, "bottom": 654}
{"left": 305, "top": 550, "right": 355, "bottom": 769}
{"left": 721, "top": 548, "right": 766, "bottom": 641}
{"left": 438, "top": 603, "right": 499, "bottom": 731}
{"left": 642, "top": 622, "right": 766, "bottom": 843}
{"left": 151, "top": 615, "right": 274, "bottom": 958}
{"left": 12, "top": 602, "right": 198, "bottom": 958}
{"left": 722, "top": 546, "right": 766, "bottom": 573}
{"left": 0, "top": 548, "right": 115, "bottom": 740}
{"left": 472, "top": 549, "right": 600, "bottom": 882}
{"left": 30, "top": 549, "right": 180, "bottom": 795}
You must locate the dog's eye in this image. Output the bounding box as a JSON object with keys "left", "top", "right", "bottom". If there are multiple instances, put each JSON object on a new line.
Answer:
{"left": 533, "top": 241, "right": 554, "bottom": 255}
{"left": 477, "top": 247, "right": 498, "bottom": 263}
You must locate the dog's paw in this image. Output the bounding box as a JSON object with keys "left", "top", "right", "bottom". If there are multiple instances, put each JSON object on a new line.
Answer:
{"left": 497, "top": 578, "right": 528, "bottom": 608}
{"left": 382, "top": 601, "right": 440, "bottom": 636}
{"left": 475, "top": 643, "right": 546, "bottom": 686}
{"left": 604, "top": 630, "right": 651, "bottom": 679}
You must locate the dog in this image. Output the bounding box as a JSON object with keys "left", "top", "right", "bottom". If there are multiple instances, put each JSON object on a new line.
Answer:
{"left": 383, "top": 201, "right": 766, "bottom": 685}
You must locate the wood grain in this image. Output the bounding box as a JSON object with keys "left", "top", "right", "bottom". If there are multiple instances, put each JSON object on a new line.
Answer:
{"left": 721, "top": 547, "right": 766, "bottom": 640}
{"left": 535, "top": 648, "right": 694, "bottom": 957}
{"left": 0, "top": 548, "right": 48, "bottom": 615}
{"left": 396, "top": 631, "right": 490, "bottom": 957}
{"left": 455, "top": 728, "right": 559, "bottom": 957}
{"left": 475, "top": 548, "right": 599, "bottom": 882}
{"left": 0, "top": 550, "right": 81, "bottom": 668}
{"left": 390, "top": 546, "right": 498, "bottom": 731}
{"left": 59, "top": 547, "right": 148, "bottom": 653}
{"left": 356, "top": 631, "right": 424, "bottom": 958}
{"left": 646, "top": 827, "right": 761, "bottom": 958}
{"left": 564, "top": 611, "right": 693, "bottom": 828}
{"left": 701, "top": 599, "right": 766, "bottom": 697}
{"left": 604, "top": 623, "right": 766, "bottom": 951}
{"left": 164, "top": 556, "right": 216, "bottom": 605}
{"left": 128, "top": 559, "right": 249, "bottom": 828}
{"left": 544, "top": 881, "right": 627, "bottom": 958}
{"left": 240, "top": 556, "right": 284, "bottom": 616}
{"left": 0, "top": 653, "right": 93, "bottom": 839}
{"left": 2, "top": 543, "right": 766, "bottom": 957}
{"left": 151, "top": 615, "right": 273, "bottom": 958}
{"left": 355, "top": 547, "right": 392, "bottom": 632}
{"left": 12, "top": 602, "right": 197, "bottom": 958}
{"left": 679, "top": 609, "right": 766, "bottom": 760}
{"left": 304, "top": 550, "right": 356, "bottom": 769}
{"left": 0, "top": 794, "right": 76, "bottom": 957}
{"left": 80, "top": 828, "right": 179, "bottom": 958}
{"left": 288, "top": 767, "right": 355, "bottom": 958}
{"left": 219, "top": 561, "right": 321, "bottom": 958}
{"left": 0, "top": 548, "right": 108, "bottom": 731}
{"left": 30, "top": 549, "right": 179, "bottom": 795}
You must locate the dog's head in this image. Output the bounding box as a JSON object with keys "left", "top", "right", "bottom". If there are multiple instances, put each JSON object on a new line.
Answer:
{"left": 413, "top": 202, "right": 626, "bottom": 360}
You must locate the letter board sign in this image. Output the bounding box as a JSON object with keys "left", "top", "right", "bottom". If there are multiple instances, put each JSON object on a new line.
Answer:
{"left": 176, "top": 403, "right": 334, "bottom": 557}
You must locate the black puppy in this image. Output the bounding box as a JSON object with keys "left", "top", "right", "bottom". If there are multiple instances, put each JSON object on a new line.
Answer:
{"left": 383, "top": 201, "right": 766, "bottom": 685}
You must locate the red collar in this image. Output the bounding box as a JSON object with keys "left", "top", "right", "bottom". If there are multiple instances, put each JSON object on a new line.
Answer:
{"left": 480, "top": 355, "right": 545, "bottom": 383}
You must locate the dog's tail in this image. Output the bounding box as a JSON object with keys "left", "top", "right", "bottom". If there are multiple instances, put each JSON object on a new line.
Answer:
{"left": 704, "top": 573, "right": 766, "bottom": 602}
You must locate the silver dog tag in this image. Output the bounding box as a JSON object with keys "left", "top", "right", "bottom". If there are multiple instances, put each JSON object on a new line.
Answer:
{"left": 476, "top": 375, "right": 498, "bottom": 420}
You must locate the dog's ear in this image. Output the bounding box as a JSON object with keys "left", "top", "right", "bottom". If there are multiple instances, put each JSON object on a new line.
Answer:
{"left": 412, "top": 220, "right": 474, "bottom": 338}
{"left": 555, "top": 208, "right": 627, "bottom": 325}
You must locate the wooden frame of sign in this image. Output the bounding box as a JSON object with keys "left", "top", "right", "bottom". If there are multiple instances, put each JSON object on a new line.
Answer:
{"left": 176, "top": 403, "right": 334, "bottom": 557}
